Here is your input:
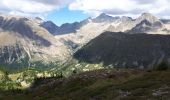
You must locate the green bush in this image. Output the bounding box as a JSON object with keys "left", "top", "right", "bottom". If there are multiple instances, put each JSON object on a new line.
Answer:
{"left": 155, "top": 61, "right": 169, "bottom": 71}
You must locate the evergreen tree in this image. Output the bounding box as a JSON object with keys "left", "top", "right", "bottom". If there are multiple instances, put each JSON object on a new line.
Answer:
{"left": 1, "top": 71, "right": 11, "bottom": 83}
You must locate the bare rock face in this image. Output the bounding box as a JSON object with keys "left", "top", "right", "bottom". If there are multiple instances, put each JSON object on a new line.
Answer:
{"left": 0, "top": 44, "right": 23, "bottom": 63}
{"left": 136, "top": 13, "right": 160, "bottom": 24}
{"left": 129, "top": 19, "right": 163, "bottom": 33}
{"left": 129, "top": 13, "right": 165, "bottom": 34}
{"left": 0, "top": 43, "right": 29, "bottom": 68}
{"left": 0, "top": 14, "right": 70, "bottom": 68}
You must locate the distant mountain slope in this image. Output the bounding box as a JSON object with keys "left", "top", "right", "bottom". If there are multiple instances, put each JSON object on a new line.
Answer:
{"left": 74, "top": 32, "right": 170, "bottom": 68}
{"left": 40, "top": 21, "right": 59, "bottom": 35}
{"left": 0, "top": 14, "right": 70, "bottom": 69}
{"left": 41, "top": 19, "right": 90, "bottom": 35}
{"left": 55, "top": 13, "right": 170, "bottom": 54}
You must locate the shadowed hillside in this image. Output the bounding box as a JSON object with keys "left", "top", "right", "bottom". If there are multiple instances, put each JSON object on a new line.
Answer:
{"left": 74, "top": 32, "right": 170, "bottom": 68}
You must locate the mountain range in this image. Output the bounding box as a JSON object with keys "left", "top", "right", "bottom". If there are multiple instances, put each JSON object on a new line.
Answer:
{"left": 0, "top": 13, "right": 170, "bottom": 69}
{"left": 54, "top": 13, "right": 170, "bottom": 53}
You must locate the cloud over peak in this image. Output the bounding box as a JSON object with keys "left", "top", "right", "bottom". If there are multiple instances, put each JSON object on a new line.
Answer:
{"left": 0, "top": 0, "right": 170, "bottom": 18}
{"left": 69, "top": 0, "right": 170, "bottom": 18}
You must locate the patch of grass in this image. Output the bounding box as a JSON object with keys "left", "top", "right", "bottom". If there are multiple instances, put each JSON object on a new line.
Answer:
{"left": 0, "top": 69, "right": 170, "bottom": 100}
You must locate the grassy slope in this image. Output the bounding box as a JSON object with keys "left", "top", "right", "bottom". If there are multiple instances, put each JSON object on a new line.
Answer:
{"left": 0, "top": 69, "right": 170, "bottom": 100}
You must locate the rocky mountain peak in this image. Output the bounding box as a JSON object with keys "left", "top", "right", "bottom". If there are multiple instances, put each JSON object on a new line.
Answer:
{"left": 93, "top": 13, "right": 120, "bottom": 23}
{"left": 35, "top": 17, "right": 43, "bottom": 21}
{"left": 40, "top": 21, "right": 59, "bottom": 35}
{"left": 97, "top": 13, "right": 110, "bottom": 18}
{"left": 121, "top": 16, "right": 133, "bottom": 22}
{"left": 137, "top": 13, "right": 160, "bottom": 23}
{"left": 34, "top": 17, "right": 44, "bottom": 24}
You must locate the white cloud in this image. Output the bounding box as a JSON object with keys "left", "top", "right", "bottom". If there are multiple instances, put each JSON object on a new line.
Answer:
{"left": 0, "top": 0, "right": 72, "bottom": 17}
{"left": 69, "top": 0, "right": 170, "bottom": 18}
{"left": 0, "top": 0, "right": 170, "bottom": 18}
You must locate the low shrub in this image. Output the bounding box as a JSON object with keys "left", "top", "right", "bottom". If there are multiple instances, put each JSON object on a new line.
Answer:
{"left": 155, "top": 61, "right": 169, "bottom": 71}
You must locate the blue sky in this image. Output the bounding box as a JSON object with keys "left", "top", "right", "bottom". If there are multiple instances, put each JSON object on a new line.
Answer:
{"left": 45, "top": 7, "right": 88, "bottom": 26}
